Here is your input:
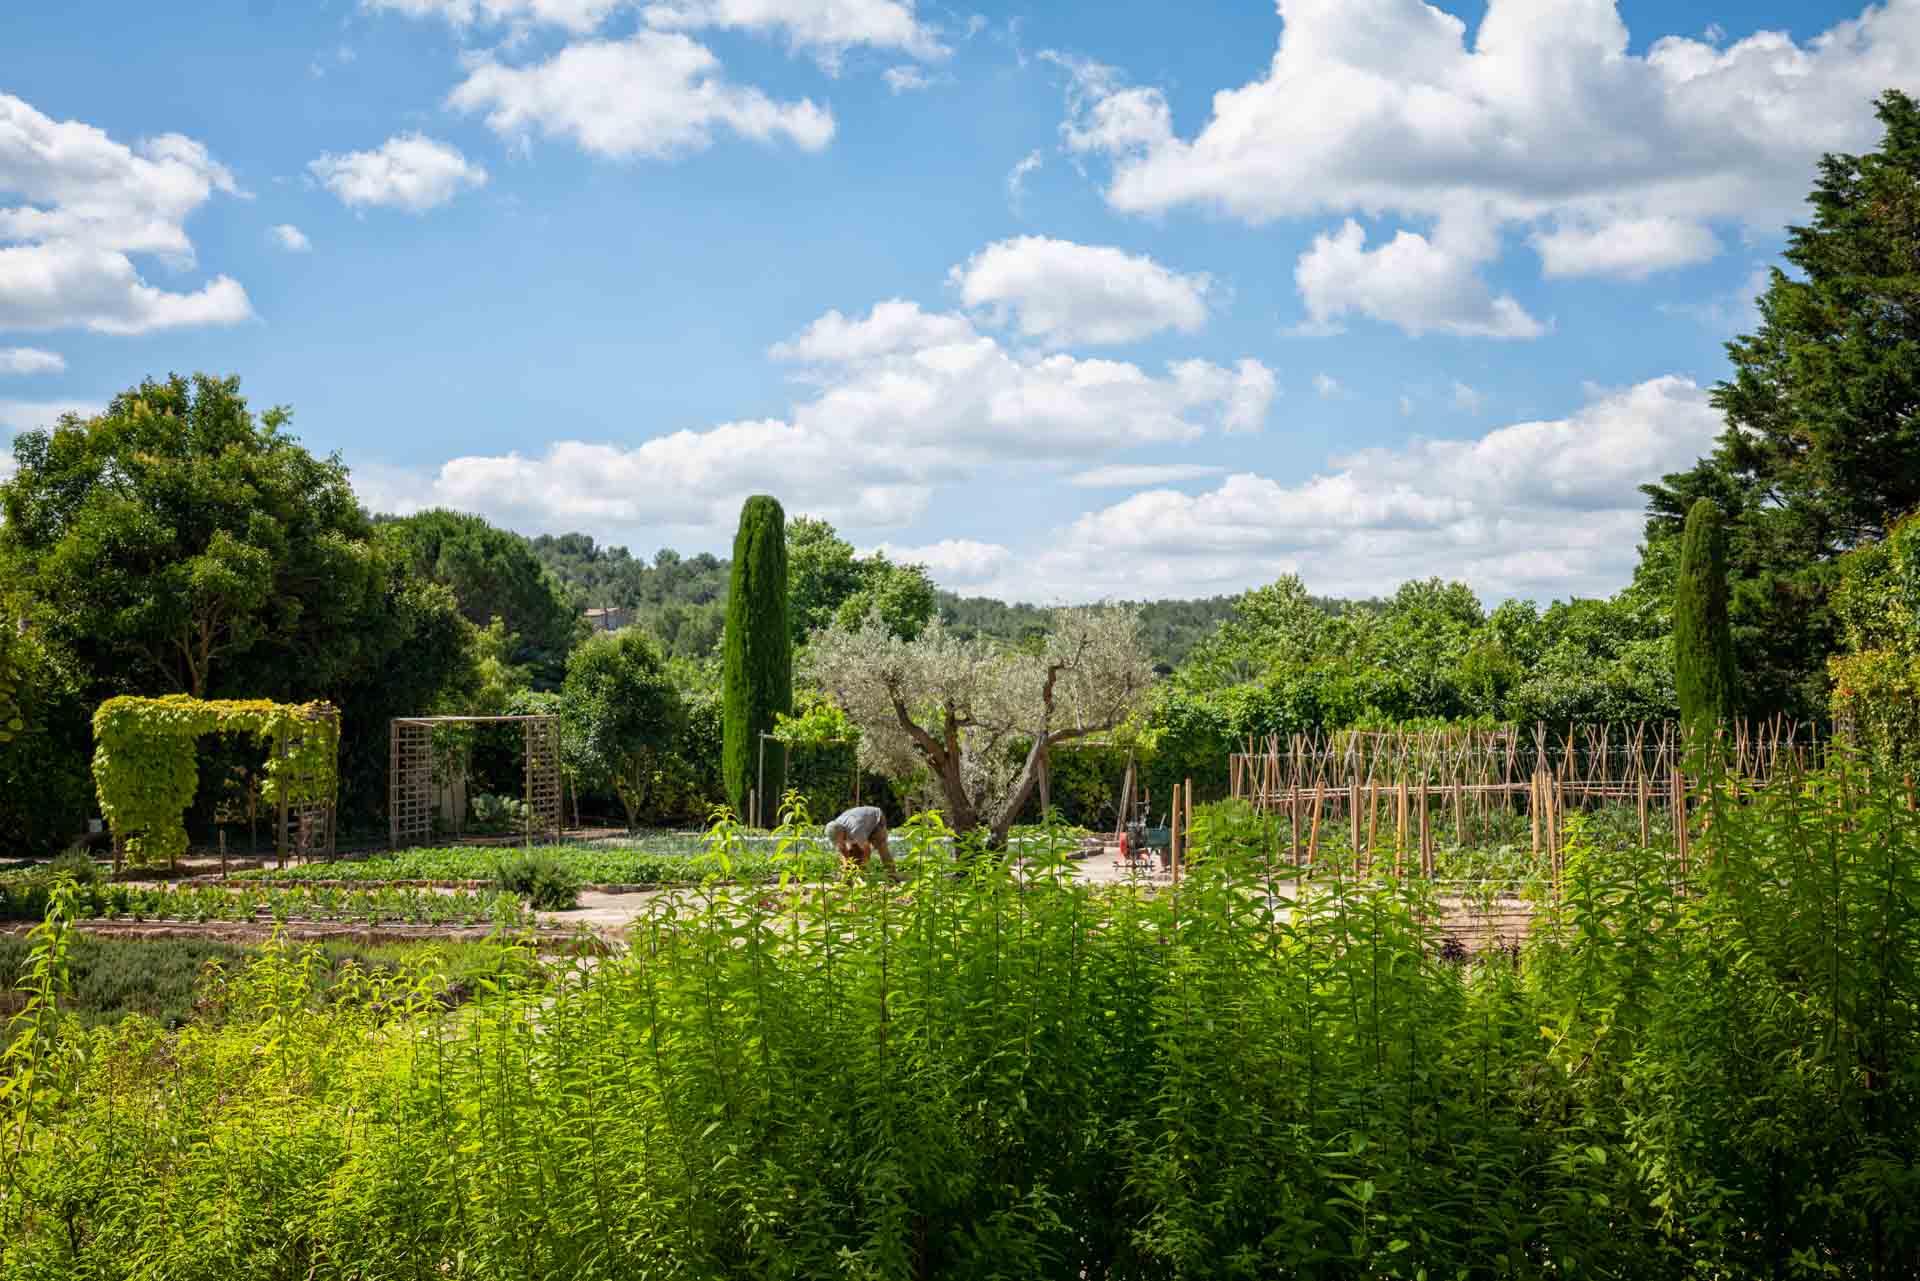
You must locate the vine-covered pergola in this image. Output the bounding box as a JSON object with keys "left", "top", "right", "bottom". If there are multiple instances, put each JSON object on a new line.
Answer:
{"left": 389, "top": 715, "right": 563, "bottom": 849}
{"left": 92, "top": 695, "right": 340, "bottom": 871}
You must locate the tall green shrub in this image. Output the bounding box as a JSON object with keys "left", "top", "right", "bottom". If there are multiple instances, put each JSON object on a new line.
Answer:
{"left": 722, "top": 496, "right": 791, "bottom": 821}
{"left": 1673, "top": 498, "right": 1736, "bottom": 744}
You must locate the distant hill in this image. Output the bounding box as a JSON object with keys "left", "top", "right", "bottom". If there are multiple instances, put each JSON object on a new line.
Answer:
{"left": 530, "top": 530, "right": 1357, "bottom": 666}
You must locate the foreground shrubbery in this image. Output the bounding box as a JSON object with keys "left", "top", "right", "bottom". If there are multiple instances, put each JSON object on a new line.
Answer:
{"left": 3, "top": 772, "right": 1917, "bottom": 1278}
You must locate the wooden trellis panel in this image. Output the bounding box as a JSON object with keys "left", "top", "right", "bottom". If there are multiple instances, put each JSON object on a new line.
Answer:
{"left": 523, "top": 715, "right": 563, "bottom": 844}
{"left": 389, "top": 719, "right": 435, "bottom": 849}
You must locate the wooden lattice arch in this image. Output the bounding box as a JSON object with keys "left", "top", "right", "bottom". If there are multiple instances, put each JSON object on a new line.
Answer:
{"left": 388, "top": 715, "right": 563, "bottom": 849}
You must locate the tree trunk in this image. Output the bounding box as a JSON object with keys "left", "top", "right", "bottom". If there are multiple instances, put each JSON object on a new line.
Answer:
{"left": 989, "top": 737, "right": 1050, "bottom": 849}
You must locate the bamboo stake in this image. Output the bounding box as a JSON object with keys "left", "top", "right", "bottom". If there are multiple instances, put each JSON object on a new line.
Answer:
{"left": 1531, "top": 771, "right": 1542, "bottom": 865}
{"left": 1306, "top": 784, "right": 1323, "bottom": 874}
{"left": 1290, "top": 788, "right": 1301, "bottom": 869}
{"left": 1416, "top": 779, "right": 1428, "bottom": 877}
{"left": 1396, "top": 777, "right": 1409, "bottom": 877}
{"left": 1637, "top": 766, "right": 1649, "bottom": 848}
{"left": 1169, "top": 782, "right": 1180, "bottom": 881}
{"left": 1184, "top": 778, "right": 1193, "bottom": 881}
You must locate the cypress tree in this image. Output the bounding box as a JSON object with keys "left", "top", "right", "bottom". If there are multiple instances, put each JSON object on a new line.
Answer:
{"left": 722, "top": 496, "right": 792, "bottom": 822}
{"left": 1674, "top": 497, "right": 1737, "bottom": 746}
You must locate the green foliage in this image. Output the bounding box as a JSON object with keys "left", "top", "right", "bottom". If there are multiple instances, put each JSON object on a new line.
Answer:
{"left": 1, "top": 375, "right": 375, "bottom": 700}
{"left": 722, "top": 496, "right": 792, "bottom": 818}
{"left": 90, "top": 696, "right": 340, "bottom": 866}
{"left": 1830, "top": 517, "right": 1920, "bottom": 775}
{"left": 1674, "top": 499, "right": 1737, "bottom": 739}
{"left": 383, "top": 509, "right": 583, "bottom": 685}
{"left": 788, "top": 515, "right": 936, "bottom": 643}
{"left": 491, "top": 850, "right": 581, "bottom": 910}
{"left": 940, "top": 591, "right": 1247, "bottom": 666}
{"left": 0, "top": 620, "right": 91, "bottom": 855}
{"left": 560, "top": 629, "right": 686, "bottom": 830}
{"left": 0, "top": 935, "right": 244, "bottom": 1041}
{"left": 6, "top": 771, "right": 1920, "bottom": 1276}
{"left": 0, "top": 374, "right": 478, "bottom": 831}
{"left": 1641, "top": 91, "right": 1920, "bottom": 717}
{"left": 528, "top": 533, "right": 730, "bottom": 659}
{"left": 0, "top": 876, "right": 532, "bottom": 927}
{"left": 43, "top": 850, "right": 102, "bottom": 887}
{"left": 465, "top": 792, "right": 530, "bottom": 834}
{"left": 225, "top": 839, "right": 841, "bottom": 887}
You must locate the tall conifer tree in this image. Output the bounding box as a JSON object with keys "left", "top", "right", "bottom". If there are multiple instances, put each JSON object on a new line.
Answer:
{"left": 1674, "top": 498, "right": 1737, "bottom": 744}
{"left": 722, "top": 496, "right": 791, "bottom": 821}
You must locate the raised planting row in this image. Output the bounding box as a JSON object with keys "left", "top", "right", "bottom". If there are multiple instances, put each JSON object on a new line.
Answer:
{"left": 224, "top": 825, "right": 1096, "bottom": 888}
{"left": 0, "top": 879, "right": 534, "bottom": 928}
{"left": 225, "top": 841, "right": 844, "bottom": 888}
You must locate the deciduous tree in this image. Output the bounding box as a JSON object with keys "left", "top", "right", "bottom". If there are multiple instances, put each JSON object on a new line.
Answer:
{"left": 808, "top": 605, "right": 1154, "bottom": 847}
{"left": 560, "top": 629, "right": 686, "bottom": 831}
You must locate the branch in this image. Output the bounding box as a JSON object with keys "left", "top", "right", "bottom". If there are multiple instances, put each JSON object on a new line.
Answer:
{"left": 885, "top": 678, "right": 947, "bottom": 770}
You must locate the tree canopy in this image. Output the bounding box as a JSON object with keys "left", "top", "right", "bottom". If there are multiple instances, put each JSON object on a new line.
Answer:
{"left": 787, "top": 516, "right": 936, "bottom": 644}
{"left": 1673, "top": 500, "right": 1737, "bottom": 741}
{"left": 0, "top": 373, "right": 476, "bottom": 832}
{"left": 384, "top": 509, "right": 582, "bottom": 685}
{"left": 807, "top": 605, "right": 1154, "bottom": 845}
{"left": 560, "top": 629, "right": 686, "bottom": 831}
{"left": 1, "top": 375, "right": 384, "bottom": 700}
{"left": 1641, "top": 90, "right": 1920, "bottom": 718}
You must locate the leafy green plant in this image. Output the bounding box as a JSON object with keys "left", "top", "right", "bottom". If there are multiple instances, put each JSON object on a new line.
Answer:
{"left": 467, "top": 791, "right": 530, "bottom": 834}
{"left": 493, "top": 851, "right": 581, "bottom": 910}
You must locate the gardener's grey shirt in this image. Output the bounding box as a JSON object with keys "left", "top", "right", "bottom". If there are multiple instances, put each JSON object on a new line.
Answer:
{"left": 825, "top": 806, "right": 886, "bottom": 844}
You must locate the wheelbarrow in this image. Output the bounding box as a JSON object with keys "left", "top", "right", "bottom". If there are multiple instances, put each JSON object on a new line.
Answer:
{"left": 1118, "top": 822, "right": 1173, "bottom": 874}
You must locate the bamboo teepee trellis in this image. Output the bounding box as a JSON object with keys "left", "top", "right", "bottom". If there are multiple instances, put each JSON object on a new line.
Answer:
{"left": 1227, "top": 718, "right": 1818, "bottom": 878}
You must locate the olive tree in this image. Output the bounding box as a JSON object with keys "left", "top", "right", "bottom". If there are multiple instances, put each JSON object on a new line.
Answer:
{"left": 807, "top": 605, "right": 1154, "bottom": 847}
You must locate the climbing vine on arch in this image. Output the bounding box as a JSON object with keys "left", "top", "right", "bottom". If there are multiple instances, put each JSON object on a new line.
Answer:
{"left": 91, "top": 695, "right": 340, "bottom": 866}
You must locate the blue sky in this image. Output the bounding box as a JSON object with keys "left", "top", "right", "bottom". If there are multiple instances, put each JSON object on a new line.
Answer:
{"left": 2, "top": 0, "right": 1911, "bottom": 602}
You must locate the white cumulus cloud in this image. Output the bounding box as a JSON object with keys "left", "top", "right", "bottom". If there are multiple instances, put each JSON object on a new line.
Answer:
{"left": 0, "top": 93, "right": 253, "bottom": 335}
{"left": 868, "top": 538, "right": 1012, "bottom": 585}
{"left": 309, "top": 134, "right": 487, "bottom": 213}
{"left": 361, "top": 0, "right": 628, "bottom": 32}
{"left": 269, "top": 223, "right": 311, "bottom": 252}
{"left": 1066, "top": 463, "right": 1225, "bottom": 488}
{"left": 1006, "top": 149, "right": 1043, "bottom": 211}
{"left": 1294, "top": 219, "right": 1545, "bottom": 339}
{"left": 642, "top": 0, "right": 947, "bottom": 67}
{"left": 368, "top": 296, "right": 1273, "bottom": 536}
{"left": 449, "top": 33, "right": 835, "bottom": 159}
{"left": 0, "top": 398, "right": 96, "bottom": 434}
{"left": 1057, "top": 0, "right": 1920, "bottom": 329}
{"left": 974, "top": 375, "right": 1724, "bottom": 603}
{"left": 951, "top": 236, "right": 1213, "bottom": 347}
{"left": 0, "top": 347, "right": 64, "bottom": 375}
{"left": 1533, "top": 215, "right": 1720, "bottom": 279}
